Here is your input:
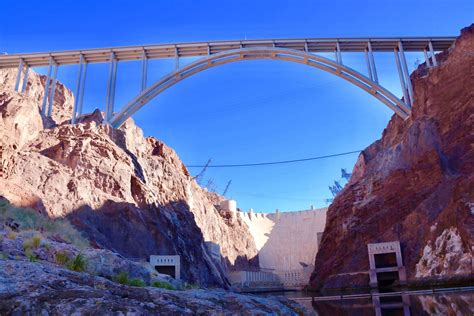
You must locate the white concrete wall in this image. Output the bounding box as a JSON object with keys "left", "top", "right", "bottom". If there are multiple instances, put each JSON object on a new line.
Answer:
{"left": 239, "top": 208, "right": 327, "bottom": 271}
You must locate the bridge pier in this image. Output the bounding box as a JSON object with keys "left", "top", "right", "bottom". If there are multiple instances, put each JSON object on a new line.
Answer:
{"left": 71, "top": 55, "right": 88, "bottom": 124}
{"left": 367, "top": 42, "right": 378, "bottom": 83}
{"left": 428, "top": 41, "right": 438, "bottom": 66}
{"left": 394, "top": 48, "right": 411, "bottom": 107}
{"left": 77, "top": 62, "right": 88, "bottom": 119}
{"left": 335, "top": 41, "right": 343, "bottom": 64}
{"left": 105, "top": 52, "right": 118, "bottom": 122}
{"left": 14, "top": 59, "right": 24, "bottom": 92}
{"left": 14, "top": 60, "right": 29, "bottom": 93}
{"left": 46, "top": 64, "right": 59, "bottom": 117}
{"left": 364, "top": 49, "right": 374, "bottom": 81}
{"left": 423, "top": 49, "right": 432, "bottom": 68}
{"left": 174, "top": 47, "right": 180, "bottom": 70}
{"left": 141, "top": 51, "right": 148, "bottom": 91}
{"left": 398, "top": 42, "right": 414, "bottom": 106}
{"left": 41, "top": 57, "right": 54, "bottom": 116}
{"left": 20, "top": 65, "right": 29, "bottom": 93}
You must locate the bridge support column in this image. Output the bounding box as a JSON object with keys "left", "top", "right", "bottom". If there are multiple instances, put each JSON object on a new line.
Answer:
{"left": 141, "top": 51, "right": 148, "bottom": 91}
{"left": 398, "top": 42, "right": 414, "bottom": 106}
{"left": 423, "top": 48, "right": 432, "bottom": 68}
{"left": 46, "top": 64, "right": 59, "bottom": 117}
{"left": 14, "top": 59, "right": 24, "bottom": 92}
{"left": 105, "top": 52, "right": 118, "bottom": 122}
{"left": 428, "top": 41, "right": 438, "bottom": 66}
{"left": 41, "top": 57, "right": 54, "bottom": 116}
{"left": 367, "top": 42, "right": 378, "bottom": 83}
{"left": 364, "top": 48, "right": 373, "bottom": 81}
{"left": 335, "top": 41, "right": 342, "bottom": 64}
{"left": 174, "top": 47, "right": 180, "bottom": 70}
{"left": 21, "top": 65, "right": 29, "bottom": 93}
{"left": 394, "top": 48, "right": 411, "bottom": 107}
{"left": 72, "top": 55, "right": 85, "bottom": 124}
{"left": 77, "top": 62, "right": 88, "bottom": 118}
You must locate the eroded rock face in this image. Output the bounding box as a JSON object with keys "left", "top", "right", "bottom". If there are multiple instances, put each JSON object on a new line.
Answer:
{"left": 0, "top": 259, "right": 313, "bottom": 315}
{"left": 0, "top": 68, "right": 258, "bottom": 287}
{"left": 415, "top": 227, "right": 472, "bottom": 278}
{"left": 310, "top": 25, "right": 474, "bottom": 289}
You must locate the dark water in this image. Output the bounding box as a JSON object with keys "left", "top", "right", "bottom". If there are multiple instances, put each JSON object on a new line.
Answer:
{"left": 258, "top": 288, "right": 474, "bottom": 315}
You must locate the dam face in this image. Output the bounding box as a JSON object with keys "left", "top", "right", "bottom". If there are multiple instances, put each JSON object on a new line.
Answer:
{"left": 219, "top": 200, "right": 328, "bottom": 288}
{"left": 240, "top": 208, "right": 327, "bottom": 271}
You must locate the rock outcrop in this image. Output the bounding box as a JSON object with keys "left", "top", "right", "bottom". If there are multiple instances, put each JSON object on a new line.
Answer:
{"left": 310, "top": 25, "right": 474, "bottom": 289}
{"left": 0, "top": 66, "right": 258, "bottom": 287}
{"left": 0, "top": 259, "right": 312, "bottom": 315}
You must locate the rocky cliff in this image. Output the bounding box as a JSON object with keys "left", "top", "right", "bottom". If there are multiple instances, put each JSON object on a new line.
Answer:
{"left": 0, "top": 67, "right": 258, "bottom": 287}
{"left": 310, "top": 25, "right": 474, "bottom": 289}
{"left": 0, "top": 260, "right": 309, "bottom": 315}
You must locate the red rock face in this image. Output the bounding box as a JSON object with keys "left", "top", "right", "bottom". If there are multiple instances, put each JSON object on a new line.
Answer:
{"left": 0, "top": 67, "right": 258, "bottom": 287}
{"left": 310, "top": 25, "right": 474, "bottom": 289}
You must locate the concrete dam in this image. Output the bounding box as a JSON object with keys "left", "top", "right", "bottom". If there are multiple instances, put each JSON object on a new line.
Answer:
{"left": 221, "top": 201, "right": 328, "bottom": 289}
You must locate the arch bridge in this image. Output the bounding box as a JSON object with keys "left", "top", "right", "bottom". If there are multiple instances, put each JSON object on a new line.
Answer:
{"left": 0, "top": 37, "right": 455, "bottom": 127}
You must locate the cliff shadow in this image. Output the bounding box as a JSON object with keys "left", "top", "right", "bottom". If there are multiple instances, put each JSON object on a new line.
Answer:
{"left": 62, "top": 199, "right": 229, "bottom": 287}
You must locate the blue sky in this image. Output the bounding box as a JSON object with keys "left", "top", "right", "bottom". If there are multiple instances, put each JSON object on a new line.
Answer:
{"left": 1, "top": 1, "right": 472, "bottom": 212}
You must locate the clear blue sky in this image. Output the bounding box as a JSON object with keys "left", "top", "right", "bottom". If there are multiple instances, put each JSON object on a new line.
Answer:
{"left": 1, "top": 1, "right": 472, "bottom": 212}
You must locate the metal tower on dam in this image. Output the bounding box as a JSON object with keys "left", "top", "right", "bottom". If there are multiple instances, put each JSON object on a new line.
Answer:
{"left": 0, "top": 37, "right": 455, "bottom": 127}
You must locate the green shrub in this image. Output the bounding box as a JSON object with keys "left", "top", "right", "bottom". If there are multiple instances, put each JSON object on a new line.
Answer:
{"left": 67, "top": 254, "right": 87, "bottom": 272}
{"left": 113, "top": 271, "right": 129, "bottom": 285}
{"left": 27, "top": 253, "right": 37, "bottom": 262}
{"left": 0, "top": 199, "right": 89, "bottom": 249}
{"left": 55, "top": 251, "right": 71, "bottom": 266}
{"left": 24, "top": 248, "right": 37, "bottom": 262}
{"left": 152, "top": 280, "right": 175, "bottom": 290}
{"left": 23, "top": 235, "right": 42, "bottom": 252}
{"left": 31, "top": 235, "right": 42, "bottom": 248}
{"left": 128, "top": 278, "right": 146, "bottom": 287}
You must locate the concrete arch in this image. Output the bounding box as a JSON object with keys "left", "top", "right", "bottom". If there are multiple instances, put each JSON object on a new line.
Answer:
{"left": 109, "top": 47, "right": 411, "bottom": 128}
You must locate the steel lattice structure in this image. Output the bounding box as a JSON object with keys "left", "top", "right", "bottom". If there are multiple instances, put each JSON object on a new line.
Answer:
{"left": 2, "top": 37, "right": 455, "bottom": 127}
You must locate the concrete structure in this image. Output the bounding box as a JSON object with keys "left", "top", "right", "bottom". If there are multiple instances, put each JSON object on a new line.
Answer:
{"left": 367, "top": 241, "right": 407, "bottom": 287}
{"left": 228, "top": 207, "right": 327, "bottom": 289}
{"left": 372, "top": 293, "right": 411, "bottom": 316}
{"left": 219, "top": 199, "right": 236, "bottom": 215}
{"left": 229, "top": 270, "right": 282, "bottom": 289}
{"left": 149, "top": 255, "right": 181, "bottom": 280}
{"left": 240, "top": 207, "right": 327, "bottom": 271}
{"left": 1, "top": 37, "right": 455, "bottom": 126}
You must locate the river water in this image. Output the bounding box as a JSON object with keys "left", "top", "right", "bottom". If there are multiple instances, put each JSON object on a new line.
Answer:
{"left": 258, "top": 287, "right": 474, "bottom": 315}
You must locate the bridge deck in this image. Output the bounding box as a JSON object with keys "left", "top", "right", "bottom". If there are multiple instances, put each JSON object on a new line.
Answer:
{"left": 0, "top": 37, "right": 455, "bottom": 68}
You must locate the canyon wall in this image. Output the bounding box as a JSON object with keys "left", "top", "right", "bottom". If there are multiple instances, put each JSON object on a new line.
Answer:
{"left": 0, "top": 68, "right": 258, "bottom": 287}
{"left": 310, "top": 25, "right": 474, "bottom": 289}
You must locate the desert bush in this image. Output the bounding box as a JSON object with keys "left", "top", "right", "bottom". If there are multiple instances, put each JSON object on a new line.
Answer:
{"left": 128, "top": 278, "right": 146, "bottom": 287}
{"left": 23, "top": 235, "right": 42, "bottom": 251}
{"left": 67, "top": 254, "right": 87, "bottom": 272}
{"left": 55, "top": 251, "right": 71, "bottom": 266}
{"left": 24, "top": 246, "right": 37, "bottom": 262}
{"left": 152, "top": 280, "right": 175, "bottom": 290}
{"left": 0, "top": 199, "right": 89, "bottom": 249}
{"left": 113, "top": 271, "right": 129, "bottom": 285}
{"left": 7, "top": 232, "right": 16, "bottom": 240}
{"left": 31, "top": 235, "right": 42, "bottom": 248}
